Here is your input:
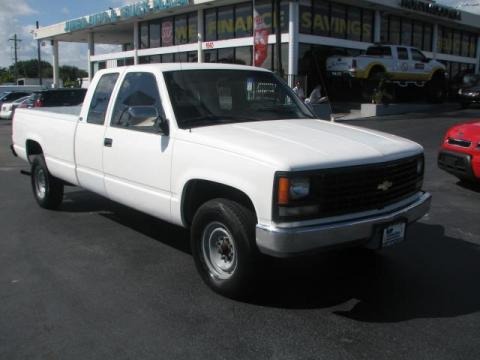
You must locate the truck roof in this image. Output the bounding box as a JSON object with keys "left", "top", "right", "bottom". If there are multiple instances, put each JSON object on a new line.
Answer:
{"left": 96, "top": 62, "right": 272, "bottom": 76}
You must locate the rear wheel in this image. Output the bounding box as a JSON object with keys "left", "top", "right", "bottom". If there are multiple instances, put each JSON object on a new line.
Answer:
{"left": 427, "top": 73, "right": 446, "bottom": 103}
{"left": 31, "top": 156, "right": 64, "bottom": 209}
{"left": 191, "top": 199, "right": 259, "bottom": 299}
{"left": 361, "top": 68, "right": 385, "bottom": 102}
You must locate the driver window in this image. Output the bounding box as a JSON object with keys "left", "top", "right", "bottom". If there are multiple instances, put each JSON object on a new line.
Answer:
{"left": 111, "top": 72, "right": 164, "bottom": 131}
{"left": 411, "top": 49, "right": 426, "bottom": 62}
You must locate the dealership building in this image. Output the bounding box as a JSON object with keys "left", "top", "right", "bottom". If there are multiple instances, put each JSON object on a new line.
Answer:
{"left": 35, "top": 0, "right": 480, "bottom": 90}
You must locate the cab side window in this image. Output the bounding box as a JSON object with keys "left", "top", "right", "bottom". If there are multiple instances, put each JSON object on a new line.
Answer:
{"left": 411, "top": 49, "right": 426, "bottom": 62}
{"left": 397, "top": 47, "right": 409, "bottom": 60}
{"left": 87, "top": 73, "right": 119, "bottom": 125}
{"left": 111, "top": 72, "right": 164, "bottom": 131}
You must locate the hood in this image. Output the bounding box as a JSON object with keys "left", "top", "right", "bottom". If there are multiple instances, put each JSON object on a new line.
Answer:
{"left": 177, "top": 119, "right": 423, "bottom": 171}
{"left": 447, "top": 121, "right": 480, "bottom": 143}
{"left": 463, "top": 85, "right": 480, "bottom": 92}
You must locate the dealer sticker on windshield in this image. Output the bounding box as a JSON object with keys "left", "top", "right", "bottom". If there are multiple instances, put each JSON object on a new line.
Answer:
{"left": 382, "top": 222, "right": 406, "bottom": 248}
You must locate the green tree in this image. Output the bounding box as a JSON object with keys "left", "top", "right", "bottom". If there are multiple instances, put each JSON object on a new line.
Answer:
{"left": 60, "top": 65, "right": 88, "bottom": 87}
{"left": 9, "top": 60, "right": 53, "bottom": 79}
{"left": 0, "top": 67, "right": 14, "bottom": 84}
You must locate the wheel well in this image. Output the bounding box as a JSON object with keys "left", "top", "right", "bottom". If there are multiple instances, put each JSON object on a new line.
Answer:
{"left": 182, "top": 180, "right": 257, "bottom": 227}
{"left": 368, "top": 65, "right": 385, "bottom": 78}
{"left": 431, "top": 70, "right": 445, "bottom": 81}
{"left": 26, "top": 140, "right": 43, "bottom": 163}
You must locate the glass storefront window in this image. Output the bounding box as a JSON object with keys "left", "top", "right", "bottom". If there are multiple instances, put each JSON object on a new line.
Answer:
{"left": 218, "top": 6, "right": 234, "bottom": 40}
{"left": 412, "top": 22, "right": 423, "bottom": 49}
{"left": 140, "top": 22, "right": 149, "bottom": 49}
{"left": 347, "top": 6, "right": 361, "bottom": 42}
{"left": 187, "top": 51, "right": 198, "bottom": 63}
{"left": 330, "top": 3, "right": 346, "bottom": 39}
{"left": 162, "top": 53, "right": 174, "bottom": 63}
{"left": 218, "top": 48, "right": 235, "bottom": 63}
{"left": 256, "top": 0, "right": 272, "bottom": 31}
{"left": 312, "top": 1, "right": 330, "bottom": 37}
{"left": 423, "top": 24, "right": 432, "bottom": 52}
{"left": 401, "top": 19, "right": 412, "bottom": 46}
{"left": 235, "top": 46, "right": 252, "bottom": 65}
{"left": 453, "top": 31, "right": 462, "bottom": 56}
{"left": 162, "top": 18, "right": 174, "bottom": 47}
{"left": 204, "top": 50, "right": 217, "bottom": 63}
{"left": 188, "top": 13, "right": 198, "bottom": 44}
{"left": 469, "top": 35, "right": 477, "bottom": 58}
{"left": 362, "top": 9, "right": 373, "bottom": 43}
{"left": 175, "top": 15, "right": 188, "bottom": 45}
{"left": 389, "top": 17, "right": 400, "bottom": 45}
{"left": 235, "top": 3, "right": 252, "bottom": 38}
{"left": 204, "top": 9, "right": 217, "bottom": 42}
{"left": 380, "top": 15, "right": 389, "bottom": 43}
{"left": 150, "top": 21, "right": 161, "bottom": 48}
{"left": 461, "top": 33, "right": 470, "bottom": 57}
{"left": 175, "top": 52, "right": 188, "bottom": 63}
{"left": 272, "top": 0, "right": 289, "bottom": 34}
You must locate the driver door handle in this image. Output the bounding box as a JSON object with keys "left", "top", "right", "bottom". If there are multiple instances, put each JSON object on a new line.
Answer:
{"left": 104, "top": 138, "right": 113, "bottom": 147}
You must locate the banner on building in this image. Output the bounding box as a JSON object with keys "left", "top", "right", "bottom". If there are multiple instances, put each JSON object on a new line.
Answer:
{"left": 253, "top": 3, "right": 269, "bottom": 67}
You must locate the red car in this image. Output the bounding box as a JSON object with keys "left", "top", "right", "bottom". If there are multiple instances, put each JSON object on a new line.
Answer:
{"left": 438, "top": 120, "right": 480, "bottom": 183}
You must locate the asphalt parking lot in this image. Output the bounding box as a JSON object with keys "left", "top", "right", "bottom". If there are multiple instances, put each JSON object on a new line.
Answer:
{"left": 1, "top": 109, "right": 479, "bottom": 360}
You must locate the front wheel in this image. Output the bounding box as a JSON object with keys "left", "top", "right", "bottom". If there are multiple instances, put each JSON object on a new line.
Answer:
{"left": 31, "top": 156, "right": 64, "bottom": 209}
{"left": 191, "top": 199, "right": 259, "bottom": 299}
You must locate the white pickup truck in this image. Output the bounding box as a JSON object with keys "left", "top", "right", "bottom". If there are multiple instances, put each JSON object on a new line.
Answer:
{"left": 11, "top": 63, "right": 431, "bottom": 298}
{"left": 327, "top": 45, "right": 447, "bottom": 102}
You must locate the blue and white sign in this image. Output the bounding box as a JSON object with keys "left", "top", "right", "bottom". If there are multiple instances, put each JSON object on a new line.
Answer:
{"left": 64, "top": 0, "right": 190, "bottom": 33}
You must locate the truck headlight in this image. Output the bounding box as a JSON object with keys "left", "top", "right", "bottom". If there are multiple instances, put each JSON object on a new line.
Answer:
{"left": 290, "top": 177, "right": 310, "bottom": 200}
{"left": 277, "top": 176, "right": 310, "bottom": 205}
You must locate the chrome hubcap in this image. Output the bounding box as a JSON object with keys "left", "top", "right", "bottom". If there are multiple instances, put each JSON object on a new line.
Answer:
{"left": 201, "top": 222, "right": 237, "bottom": 280}
{"left": 35, "top": 167, "right": 47, "bottom": 199}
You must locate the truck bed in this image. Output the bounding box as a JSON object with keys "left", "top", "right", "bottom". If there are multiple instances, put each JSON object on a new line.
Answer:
{"left": 12, "top": 106, "right": 81, "bottom": 186}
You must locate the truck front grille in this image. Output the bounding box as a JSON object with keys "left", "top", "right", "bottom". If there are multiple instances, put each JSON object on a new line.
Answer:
{"left": 276, "top": 156, "right": 423, "bottom": 222}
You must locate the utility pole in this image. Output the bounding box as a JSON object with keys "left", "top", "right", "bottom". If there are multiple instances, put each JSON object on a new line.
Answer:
{"left": 36, "top": 21, "right": 42, "bottom": 86}
{"left": 9, "top": 34, "right": 22, "bottom": 84}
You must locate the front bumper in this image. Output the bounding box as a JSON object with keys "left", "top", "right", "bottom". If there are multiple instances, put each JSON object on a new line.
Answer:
{"left": 256, "top": 192, "right": 431, "bottom": 257}
{"left": 438, "top": 150, "right": 478, "bottom": 181}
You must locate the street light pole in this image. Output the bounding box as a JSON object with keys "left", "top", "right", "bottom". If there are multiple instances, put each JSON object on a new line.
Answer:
{"left": 36, "top": 21, "right": 42, "bottom": 86}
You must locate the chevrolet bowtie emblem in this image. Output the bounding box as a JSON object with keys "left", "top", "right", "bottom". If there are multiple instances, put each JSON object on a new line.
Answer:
{"left": 377, "top": 181, "right": 393, "bottom": 191}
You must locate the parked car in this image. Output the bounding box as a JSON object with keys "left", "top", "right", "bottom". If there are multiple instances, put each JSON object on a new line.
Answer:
{"left": 438, "top": 120, "right": 480, "bottom": 183}
{"left": 458, "top": 76, "right": 480, "bottom": 108}
{"left": 0, "top": 91, "right": 32, "bottom": 110}
{"left": 11, "top": 64, "right": 431, "bottom": 298}
{"left": 448, "top": 70, "right": 480, "bottom": 98}
{"left": 27, "top": 88, "right": 87, "bottom": 108}
{"left": 0, "top": 95, "right": 32, "bottom": 119}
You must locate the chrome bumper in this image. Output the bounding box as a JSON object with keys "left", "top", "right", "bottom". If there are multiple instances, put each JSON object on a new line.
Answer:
{"left": 256, "top": 192, "right": 432, "bottom": 257}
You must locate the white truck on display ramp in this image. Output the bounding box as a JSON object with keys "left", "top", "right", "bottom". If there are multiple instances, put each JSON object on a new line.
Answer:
{"left": 11, "top": 63, "right": 431, "bottom": 298}
{"left": 327, "top": 44, "right": 447, "bottom": 102}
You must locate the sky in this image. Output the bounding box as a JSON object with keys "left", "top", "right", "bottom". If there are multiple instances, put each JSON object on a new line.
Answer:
{"left": 0, "top": 0, "right": 478, "bottom": 71}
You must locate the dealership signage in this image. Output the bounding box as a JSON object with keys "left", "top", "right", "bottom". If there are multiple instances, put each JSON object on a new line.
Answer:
{"left": 400, "top": 0, "right": 462, "bottom": 21}
{"left": 64, "top": 0, "right": 189, "bottom": 32}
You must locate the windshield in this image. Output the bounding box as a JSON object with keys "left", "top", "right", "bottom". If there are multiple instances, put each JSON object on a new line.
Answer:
{"left": 163, "top": 69, "right": 315, "bottom": 129}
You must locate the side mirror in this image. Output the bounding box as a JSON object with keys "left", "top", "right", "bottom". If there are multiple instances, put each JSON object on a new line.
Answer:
{"left": 127, "top": 106, "right": 169, "bottom": 136}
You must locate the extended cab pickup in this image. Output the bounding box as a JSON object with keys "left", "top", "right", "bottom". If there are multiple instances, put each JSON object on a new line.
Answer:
{"left": 12, "top": 63, "right": 431, "bottom": 298}
{"left": 327, "top": 45, "right": 447, "bottom": 101}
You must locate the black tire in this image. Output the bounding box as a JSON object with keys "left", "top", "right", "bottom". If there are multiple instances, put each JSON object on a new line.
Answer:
{"left": 427, "top": 73, "right": 446, "bottom": 103}
{"left": 361, "top": 68, "right": 385, "bottom": 102}
{"left": 191, "top": 198, "right": 259, "bottom": 299}
{"left": 31, "top": 155, "right": 64, "bottom": 209}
